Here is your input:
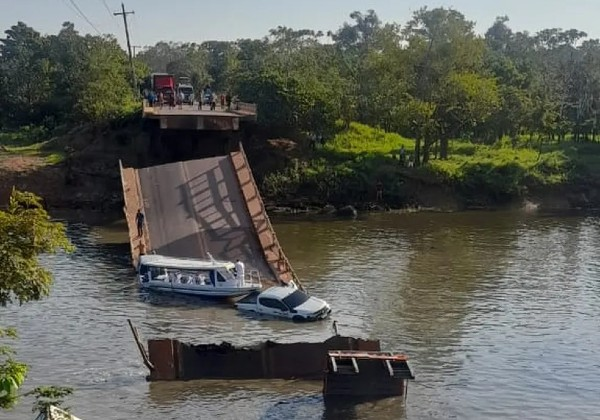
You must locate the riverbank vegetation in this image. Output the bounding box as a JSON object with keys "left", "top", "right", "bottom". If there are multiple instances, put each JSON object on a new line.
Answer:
{"left": 0, "top": 22, "right": 142, "bottom": 131}
{"left": 137, "top": 8, "right": 600, "bottom": 207}
{"left": 0, "top": 190, "right": 73, "bottom": 411}
{"left": 4, "top": 7, "right": 600, "bottom": 209}
{"left": 260, "top": 122, "right": 589, "bottom": 207}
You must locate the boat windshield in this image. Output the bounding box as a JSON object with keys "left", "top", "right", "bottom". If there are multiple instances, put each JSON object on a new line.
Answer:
{"left": 282, "top": 290, "right": 310, "bottom": 309}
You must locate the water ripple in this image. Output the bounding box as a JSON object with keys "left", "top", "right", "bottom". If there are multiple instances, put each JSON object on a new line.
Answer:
{"left": 2, "top": 211, "right": 600, "bottom": 419}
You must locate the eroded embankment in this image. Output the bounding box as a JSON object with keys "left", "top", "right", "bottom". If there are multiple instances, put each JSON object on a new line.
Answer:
{"left": 2, "top": 124, "right": 600, "bottom": 214}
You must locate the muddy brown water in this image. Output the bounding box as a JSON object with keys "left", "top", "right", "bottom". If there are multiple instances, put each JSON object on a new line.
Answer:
{"left": 2, "top": 211, "right": 600, "bottom": 419}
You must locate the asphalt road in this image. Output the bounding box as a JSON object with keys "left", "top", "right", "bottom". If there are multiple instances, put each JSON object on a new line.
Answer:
{"left": 137, "top": 157, "right": 276, "bottom": 281}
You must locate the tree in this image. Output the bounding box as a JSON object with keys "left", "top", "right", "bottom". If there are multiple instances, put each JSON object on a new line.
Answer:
{"left": 0, "top": 22, "right": 53, "bottom": 126}
{"left": 0, "top": 189, "right": 73, "bottom": 410}
{"left": 26, "top": 386, "right": 73, "bottom": 414}
{"left": 402, "top": 7, "right": 487, "bottom": 160}
{"left": 435, "top": 72, "right": 500, "bottom": 154}
{"left": 74, "top": 35, "right": 139, "bottom": 122}
{"left": 46, "top": 22, "right": 89, "bottom": 124}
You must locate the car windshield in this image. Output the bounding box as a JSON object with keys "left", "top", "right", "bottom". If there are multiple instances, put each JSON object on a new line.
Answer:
{"left": 180, "top": 87, "right": 193, "bottom": 94}
{"left": 281, "top": 290, "right": 310, "bottom": 309}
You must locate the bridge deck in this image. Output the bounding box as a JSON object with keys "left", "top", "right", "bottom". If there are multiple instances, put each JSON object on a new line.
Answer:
{"left": 142, "top": 103, "right": 257, "bottom": 119}
{"left": 121, "top": 150, "right": 298, "bottom": 286}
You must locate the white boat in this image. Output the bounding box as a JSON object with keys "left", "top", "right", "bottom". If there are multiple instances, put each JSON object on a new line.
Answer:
{"left": 138, "top": 254, "right": 261, "bottom": 298}
{"left": 235, "top": 285, "right": 332, "bottom": 321}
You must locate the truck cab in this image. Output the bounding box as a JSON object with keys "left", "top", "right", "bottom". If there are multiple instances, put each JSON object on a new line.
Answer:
{"left": 177, "top": 84, "right": 195, "bottom": 104}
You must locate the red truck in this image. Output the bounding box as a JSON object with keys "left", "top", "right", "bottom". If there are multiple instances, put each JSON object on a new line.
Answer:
{"left": 151, "top": 73, "right": 175, "bottom": 103}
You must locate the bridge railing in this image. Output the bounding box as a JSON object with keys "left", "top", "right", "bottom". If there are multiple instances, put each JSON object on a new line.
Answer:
{"left": 236, "top": 142, "right": 303, "bottom": 291}
{"left": 234, "top": 101, "right": 257, "bottom": 115}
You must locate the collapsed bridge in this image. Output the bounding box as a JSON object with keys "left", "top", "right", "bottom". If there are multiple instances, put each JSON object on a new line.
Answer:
{"left": 120, "top": 103, "right": 298, "bottom": 286}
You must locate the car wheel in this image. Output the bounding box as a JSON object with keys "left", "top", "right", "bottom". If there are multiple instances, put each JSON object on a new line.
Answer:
{"left": 292, "top": 315, "right": 305, "bottom": 322}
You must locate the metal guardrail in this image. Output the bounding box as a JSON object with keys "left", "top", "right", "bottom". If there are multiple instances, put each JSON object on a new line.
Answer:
{"left": 245, "top": 269, "right": 262, "bottom": 286}
{"left": 119, "top": 160, "right": 151, "bottom": 268}
{"left": 235, "top": 102, "right": 257, "bottom": 114}
{"left": 142, "top": 99, "right": 257, "bottom": 115}
{"left": 237, "top": 142, "right": 303, "bottom": 290}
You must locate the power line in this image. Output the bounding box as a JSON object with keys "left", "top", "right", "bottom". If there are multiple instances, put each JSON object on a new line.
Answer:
{"left": 60, "top": 0, "right": 79, "bottom": 17}
{"left": 67, "top": 0, "right": 102, "bottom": 35}
{"left": 99, "top": 0, "right": 113, "bottom": 17}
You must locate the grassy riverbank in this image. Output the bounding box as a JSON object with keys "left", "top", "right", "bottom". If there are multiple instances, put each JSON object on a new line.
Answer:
{"left": 0, "top": 126, "right": 66, "bottom": 165}
{"left": 3, "top": 121, "right": 600, "bottom": 212}
{"left": 261, "top": 123, "right": 600, "bottom": 209}
{"left": 0, "top": 121, "right": 144, "bottom": 210}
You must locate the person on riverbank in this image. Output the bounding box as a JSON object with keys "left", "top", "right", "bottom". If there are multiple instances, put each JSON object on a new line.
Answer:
{"left": 235, "top": 259, "right": 245, "bottom": 284}
{"left": 376, "top": 180, "right": 383, "bottom": 201}
{"left": 399, "top": 145, "right": 406, "bottom": 166}
{"left": 135, "top": 209, "right": 145, "bottom": 237}
{"left": 158, "top": 91, "right": 164, "bottom": 108}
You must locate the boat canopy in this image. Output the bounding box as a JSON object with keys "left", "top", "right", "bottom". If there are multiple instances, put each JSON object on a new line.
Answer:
{"left": 139, "top": 254, "right": 234, "bottom": 270}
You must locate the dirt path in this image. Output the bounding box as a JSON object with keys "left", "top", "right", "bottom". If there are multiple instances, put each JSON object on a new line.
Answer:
{"left": 0, "top": 153, "right": 51, "bottom": 202}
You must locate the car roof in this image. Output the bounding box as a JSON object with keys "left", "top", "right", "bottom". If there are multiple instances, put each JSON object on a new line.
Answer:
{"left": 260, "top": 286, "right": 303, "bottom": 299}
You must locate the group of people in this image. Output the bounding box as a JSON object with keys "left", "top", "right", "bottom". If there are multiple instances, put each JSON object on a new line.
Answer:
{"left": 146, "top": 90, "right": 175, "bottom": 108}
{"left": 200, "top": 86, "right": 235, "bottom": 111}
{"left": 145, "top": 88, "right": 238, "bottom": 112}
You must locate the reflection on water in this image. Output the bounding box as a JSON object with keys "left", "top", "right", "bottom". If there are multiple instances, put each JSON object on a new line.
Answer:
{"left": 1, "top": 211, "right": 600, "bottom": 419}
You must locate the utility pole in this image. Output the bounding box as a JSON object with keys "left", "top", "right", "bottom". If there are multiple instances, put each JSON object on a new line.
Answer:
{"left": 114, "top": 3, "right": 136, "bottom": 92}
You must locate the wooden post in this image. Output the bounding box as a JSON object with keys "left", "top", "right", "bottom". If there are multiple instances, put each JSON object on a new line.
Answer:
{"left": 127, "top": 319, "right": 155, "bottom": 372}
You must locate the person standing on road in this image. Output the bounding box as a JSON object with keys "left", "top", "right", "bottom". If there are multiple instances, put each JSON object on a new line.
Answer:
{"left": 135, "top": 208, "right": 145, "bottom": 237}
{"left": 210, "top": 93, "right": 217, "bottom": 111}
{"left": 226, "top": 92, "right": 232, "bottom": 111}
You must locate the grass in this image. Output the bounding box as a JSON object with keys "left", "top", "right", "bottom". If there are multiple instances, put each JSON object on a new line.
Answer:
{"left": 323, "top": 122, "right": 414, "bottom": 157}
{"left": 0, "top": 127, "right": 66, "bottom": 165}
{"left": 262, "top": 122, "right": 600, "bottom": 207}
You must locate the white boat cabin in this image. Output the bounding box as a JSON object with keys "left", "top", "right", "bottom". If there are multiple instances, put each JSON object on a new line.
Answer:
{"left": 138, "top": 254, "right": 261, "bottom": 297}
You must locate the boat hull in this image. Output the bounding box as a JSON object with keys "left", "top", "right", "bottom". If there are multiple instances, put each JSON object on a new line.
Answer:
{"left": 140, "top": 281, "right": 260, "bottom": 298}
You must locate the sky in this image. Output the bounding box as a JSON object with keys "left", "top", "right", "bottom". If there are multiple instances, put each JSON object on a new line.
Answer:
{"left": 1, "top": 0, "right": 600, "bottom": 51}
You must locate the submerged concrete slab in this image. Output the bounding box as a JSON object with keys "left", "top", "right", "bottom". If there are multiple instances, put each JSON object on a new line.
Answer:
{"left": 136, "top": 156, "right": 275, "bottom": 280}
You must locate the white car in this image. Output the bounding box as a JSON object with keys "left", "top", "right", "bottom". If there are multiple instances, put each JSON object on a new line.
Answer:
{"left": 235, "top": 286, "right": 331, "bottom": 322}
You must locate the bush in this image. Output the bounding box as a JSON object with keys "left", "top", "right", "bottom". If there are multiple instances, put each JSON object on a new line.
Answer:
{"left": 261, "top": 123, "right": 578, "bottom": 207}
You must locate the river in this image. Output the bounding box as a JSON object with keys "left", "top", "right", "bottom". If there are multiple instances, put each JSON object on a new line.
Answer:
{"left": 1, "top": 211, "right": 600, "bottom": 419}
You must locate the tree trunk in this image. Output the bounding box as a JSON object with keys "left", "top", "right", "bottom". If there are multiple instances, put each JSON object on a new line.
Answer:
{"left": 440, "top": 136, "right": 449, "bottom": 160}
{"left": 414, "top": 137, "right": 421, "bottom": 167}
{"left": 422, "top": 136, "right": 433, "bottom": 165}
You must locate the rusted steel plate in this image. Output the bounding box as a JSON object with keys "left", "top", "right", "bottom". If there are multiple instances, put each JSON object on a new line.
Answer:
{"left": 147, "top": 336, "right": 381, "bottom": 381}
{"left": 229, "top": 150, "right": 298, "bottom": 284}
{"left": 120, "top": 164, "right": 150, "bottom": 269}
